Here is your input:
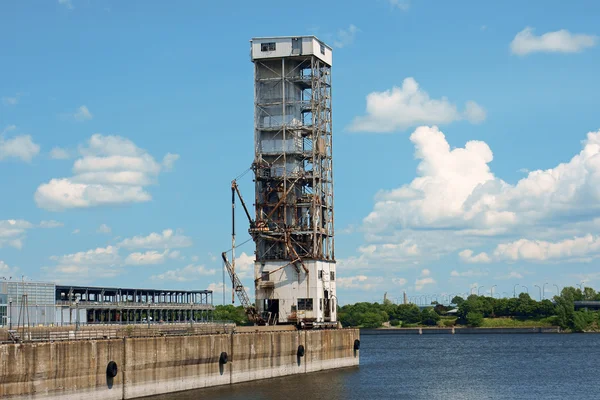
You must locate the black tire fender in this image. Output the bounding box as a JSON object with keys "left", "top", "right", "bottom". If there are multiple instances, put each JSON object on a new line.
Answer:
{"left": 219, "top": 351, "right": 228, "bottom": 364}
{"left": 106, "top": 361, "right": 118, "bottom": 378}
{"left": 297, "top": 344, "right": 305, "bottom": 357}
{"left": 353, "top": 339, "right": 361, "bottom": 351}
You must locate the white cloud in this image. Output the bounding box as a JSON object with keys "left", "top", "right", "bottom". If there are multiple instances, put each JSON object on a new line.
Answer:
{"left": 333, "top": 24, "right": 359, "bottom": 48}
{"left": 459, "top": 249, "right": 491, "bottom": 263}
{"left": 35, "top": 134, "right": 176, "bottom": 210}
{"left": 388, "top": 0, "right": 410, "bottom": 10}
{"left": 162, "top": 153, "right": 180, "bottom": 170}
{"left": 58, "top": 0, "right": 73, "bottom": 9}
{"left": 50, "top": 245, "right": 120, "bottom": 266}
{"left": 150, "top": 264, "right": 216, "bottom": 281}
{"left": 97, "top": 224, "right": 111, "bottom": 234}
{"left": 72, "top": 105, "right": 92, "bottom": 121}
{"left": 0, "top": 260, "right": 18, "bottom": 277}
{"left": 421, "top": 269, "right": 431, "bottom": 277}
{"left": 493, "top": 235, "right": 600, "bottom": 263}
{"left": 393, "top": 277, "right": 408, "bottom": 286}
{"left": 39, "top": 220, "right": 64, "bottom": 229}
{"left": 208, "top": 282, "right": 225, "bottom": 293}
{"left": 118, "top": 229, "right": 192, "bottom": 249}
{"left": 348, "top": 78, "right": 486, "bottom": 132}
{"left": 511, "top": 27, "right": 597, "bottom": 55}
{"left": 169, "top": 250, "right": 181, "bottom": 259}
{"left": 415, "top": 277, "right": 435, "bottom": 291}
{"left": 337, "top": 275, "right": 379, "bottom": 290}
{"left": 450, "top": 269, "right": 488, "bottom": 277}
{"left": 50, "top": 147, "right": 70, "bottom": 160}
{"left": 72, "top": 229, "right": 80, "bottom": 235}
{"left": 496, "top": 271, "right": 524, "bottom": 280}
{"left": 364, "top": 128, "right": 600, "bottom": 236}
{"left": 0, "top": 134, "right": 40, "bottom": 162}
{"left": 124, "top": 250, "right": 170, "bottom": 266}
{"left": 0, "top": 219, "right": 34, "bottom": 249}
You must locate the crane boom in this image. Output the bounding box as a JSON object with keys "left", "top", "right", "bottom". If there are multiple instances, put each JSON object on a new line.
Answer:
{"left": 221, "top": 251, "right": 264, "bottom": 324}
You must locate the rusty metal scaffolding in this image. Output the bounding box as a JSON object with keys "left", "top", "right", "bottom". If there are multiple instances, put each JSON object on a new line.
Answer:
{"left": 252, "top": 54, "right": 334, "bottom": 264}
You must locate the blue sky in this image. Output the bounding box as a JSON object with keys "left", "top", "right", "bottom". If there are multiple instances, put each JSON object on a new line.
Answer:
{"left": 1, "top": 0, "right": 600, "bottom": 304}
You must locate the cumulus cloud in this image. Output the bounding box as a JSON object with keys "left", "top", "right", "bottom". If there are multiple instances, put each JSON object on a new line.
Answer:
{"left": 450, "top": 268, "right": 488, "bottom": 277}
{"left": 0, "top": 134, "right": 40, "bottom": 162}
{"left": 333, "top": 24, "right": 359, "bottom": 48}
{"left": 337, "top": 275, "right": 381, "bottom": 290}
{"left": 50, "top": 147, "right": 70, "bottom": 160}
{"left": 60, "top": 106, "right": 94, "bottom": 122}
{"left": 365, "top": 128, "right": 600, "bottom": 236}
{"left": 150, "top": 264, "right": 216, "bottom": 281}
{"left": 348, "top": 78, "right": 486, "bottom": 132}
{"left": 492, "top": 235, "right": 600, "bottom": 263}
{"left": 353, "top": 127, "right": 600, "bottom": 267}
{"left": 0, "top": 219, "right": 34, "bottom": 249}
{"left": 393, "top": 277, "right": 408, "bottom": 286}
{"left": 124, "top": 250, "right": 171, "bottom": 266}
{"left": 0, "top": 260, "right": 18, "bottom": 276}
{"left": 50, "top": 245, "right": 120, "bottom": 266}
{"left": 510, "top": 27, "right": 597, "bottom": 55}
{"left": 118, "top": 229, "right": 192, "bottom": 249}
{"left": 208, "top": 282, "right": 225, "bottom": 293}
{"left": 162, "top": 153, "right": 180, "bottom": 170}
{"left": 97, "top": 224, "right": 111, "bottom": 234}
{"left": 496, "top": 271, "right": 524, "bottom": 280}
{"left": 459, "top": 249, "right": 491, "bottom": 264}
{"left": 415, "top": 277, "right": 435, "bottom": 291}
{"left": 39, "top": 220, "right": 64, "bottom": 229}
{"left": 35, "top": 134, "right": 178, "bottom": 210}
{"left": 44, "top": 227, "right": 192, "bottom": 282}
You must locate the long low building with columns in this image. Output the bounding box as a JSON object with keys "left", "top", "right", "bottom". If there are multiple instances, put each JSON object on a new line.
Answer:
{"left": 0, "top": 281, "right": 214, "bottom": 327}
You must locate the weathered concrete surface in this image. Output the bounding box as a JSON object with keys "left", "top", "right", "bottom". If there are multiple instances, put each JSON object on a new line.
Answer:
{"left": 305, "top": 329, "right": 359, "bottom": 373}
{"left": 0, "top": 339, "right": 124, "bottom": 400}
{"left": 231, "top": 331, "right": 306, "bottom": 384}
{"left": 123, "top": 334, "right": 231, "bottom": 399}
{"left": 0, "top": 329, "right": 359, "bottom": 400}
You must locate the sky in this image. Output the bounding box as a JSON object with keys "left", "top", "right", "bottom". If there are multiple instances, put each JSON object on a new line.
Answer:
{"left": 1, "top": 0, "right": 600, "bottom": 305}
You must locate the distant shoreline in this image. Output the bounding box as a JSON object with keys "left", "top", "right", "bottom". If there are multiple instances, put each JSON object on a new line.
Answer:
{"left": 360, "top": 326, "right": 564, "bottom": 334}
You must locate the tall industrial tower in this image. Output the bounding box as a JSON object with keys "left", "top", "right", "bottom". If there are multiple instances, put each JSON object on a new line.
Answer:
{"left": 249, "top": 36, "right": 336, "bottom": 326}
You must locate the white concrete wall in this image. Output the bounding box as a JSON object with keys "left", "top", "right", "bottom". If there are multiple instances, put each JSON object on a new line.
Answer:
{"left": 255, "top": 260, "right": 337, "bottom": 324}
{"left": 251, "top": 36, "right": 332, "bottom": 66}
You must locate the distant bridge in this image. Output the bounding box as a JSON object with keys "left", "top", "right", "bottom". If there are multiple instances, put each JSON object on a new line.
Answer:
{"left": 574, "top": 301, "right": 600, "bottom": 310}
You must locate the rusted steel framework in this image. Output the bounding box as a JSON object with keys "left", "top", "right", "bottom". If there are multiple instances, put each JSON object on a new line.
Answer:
{"left": 252, "top": 55, "right": 334, "bottom": 264}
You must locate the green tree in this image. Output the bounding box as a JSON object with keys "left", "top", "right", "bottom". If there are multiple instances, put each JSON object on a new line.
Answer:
{"left": 213, "top": 305, "right": 250, "bottom": 326}
{"left": 466, "top": 311, "right": 484, "bottom": 327}
{"left": 421, "top": 308, "right": 441, "bottom": 326}
{"left": 572, "top": 310, "right": 595, "bottom": 332}
{"left": 451, "top": 296, "right": 465, "bottom": 306}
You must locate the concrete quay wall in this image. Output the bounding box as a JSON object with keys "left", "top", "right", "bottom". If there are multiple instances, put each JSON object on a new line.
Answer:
{"left": 0, "top": 329, "right": 359, "bottom": 400}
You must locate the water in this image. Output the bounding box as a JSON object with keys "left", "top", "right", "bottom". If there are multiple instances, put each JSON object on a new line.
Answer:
{"left": 147, "top": 333, "right": 600, "bottom": 400}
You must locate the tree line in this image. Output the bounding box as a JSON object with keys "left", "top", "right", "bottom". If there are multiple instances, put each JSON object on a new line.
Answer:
{"left": 338, "top": 286, "right": 600, "bottom": 332}
{"left": 213, "top": 286, "right": 600, "bottom": 332}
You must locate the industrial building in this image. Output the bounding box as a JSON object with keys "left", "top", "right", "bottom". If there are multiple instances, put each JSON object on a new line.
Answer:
{"left": 0, "top": 280, "right": 214, "bottom": 327}
{"left": 248, "top": 36, "right": 336, "bottom": 326}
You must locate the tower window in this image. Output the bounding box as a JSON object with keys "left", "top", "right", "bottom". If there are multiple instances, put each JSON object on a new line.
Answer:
{"left": 320, "top": 43, "right": 325, "bottom": 55}
{"left": 298, "top": 298, "right": 313, "bottom": 311}
{"left": 330, "top": 271, "right": 335, "bottom": 281}
{"left": 261, "top": 42, "right": 276, "bottom": 52}
{"left": 261, "top": 271, "right": 270, "bottom": 281}
{"left": 318, "top": 270, "right": 323, "bottom": 279}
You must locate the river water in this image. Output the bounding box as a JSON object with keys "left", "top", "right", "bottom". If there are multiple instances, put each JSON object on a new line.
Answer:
{"left": 147, "top": 333, "right": 600, "bottom": 400}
